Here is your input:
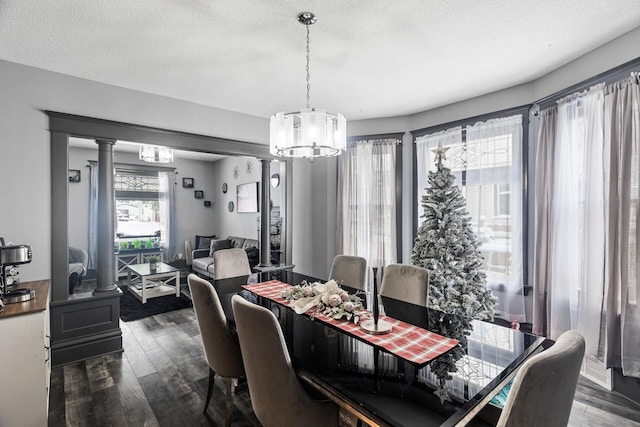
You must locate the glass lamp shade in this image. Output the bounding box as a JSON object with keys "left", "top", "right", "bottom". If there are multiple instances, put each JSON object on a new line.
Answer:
{"left": 139, "top": 145, "right": 174, "bottom": 163}
{"left": 270, "top": 108, "right": 346, "bottom": 158}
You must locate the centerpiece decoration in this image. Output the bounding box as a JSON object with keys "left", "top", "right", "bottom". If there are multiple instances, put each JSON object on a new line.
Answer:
{"left": 279, "top": 279, "right": 364, "bottom": 324}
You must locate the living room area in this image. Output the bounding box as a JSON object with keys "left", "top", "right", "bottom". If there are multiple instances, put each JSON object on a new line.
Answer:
{"left": 67, "top": 139, "right": 284, "bottom": 286}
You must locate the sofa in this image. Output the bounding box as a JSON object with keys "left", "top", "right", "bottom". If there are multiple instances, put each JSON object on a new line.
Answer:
{"left": 191, "top": 236, "right": 259, "bottom": 278}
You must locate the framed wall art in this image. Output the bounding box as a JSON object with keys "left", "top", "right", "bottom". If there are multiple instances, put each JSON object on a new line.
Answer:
{"left": 68, "top": 169, "right": 81, "bottom": 183}
{"left": 194, "top": 190, "right": 204, "bottom": 199}
{"left": 183, "top": 177, "right": 194, "bottom": 188}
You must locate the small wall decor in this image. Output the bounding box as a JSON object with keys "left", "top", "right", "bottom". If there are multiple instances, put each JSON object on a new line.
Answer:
{"left": 182, "top": 177, "right": 194, "bottom": 188}
{"left": 233, "top": 166, "right": 240, "bottom": 179}
{"left": 271, "top": 173, "right": 280, "bottom": 188}
{"left": 228, "top": 201, "right": 235, "bottom": 212}
{"left": 194, "top": 190, "right": 204, "bottom": 199}
{"left": 68, "top": 169, "right": 81, "bottom": 183}
{"left": 204, "top": 200, "right": 211, "bottom": 207}
{"left": 222, "top": 182, "right": 228, "bottom": 193}
{"left": 246, "top": 159, "right": 254, "bottom": 174}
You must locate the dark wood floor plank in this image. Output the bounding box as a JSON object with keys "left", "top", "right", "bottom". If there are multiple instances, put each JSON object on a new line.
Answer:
{"left": 62, "top": 363, "right": 97, "bottom": 426}
{"left": 573, "top": 376, "right": 640, "bottom": 422}
{"left": 107, "top": 352, "right": 159, "bottom": 426}
{"left": 90, "top": 386, "right": 129, "bottom": 427}
{"left": 47, "top": 363, "right": 66, "bottom": 426}
{"left": 85, "top": 355, "right": 115, "bottom": 393}
{"left": 126, "top": 320, "right": 162, "bottom": 353}
{"left": 122, "top": 320, "right": 158, "bottom": 378}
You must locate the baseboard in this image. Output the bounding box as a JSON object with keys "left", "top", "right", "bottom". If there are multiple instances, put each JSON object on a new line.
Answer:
{"left": 581, "top": 354, "right": 613, "bottom": 391}
{"left": 51, "top": 329, "right": 123, "bottom": 366}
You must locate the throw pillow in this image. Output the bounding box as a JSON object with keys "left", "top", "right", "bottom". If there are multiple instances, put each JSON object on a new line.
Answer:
{"left": 195, "top": 234, "right": 216, "bottom": 250}
{"left": 209, "top": 238, "right": 232, "bottom": 257}
{"left": 245, "top": 246, "right": 259, "bottom": 267}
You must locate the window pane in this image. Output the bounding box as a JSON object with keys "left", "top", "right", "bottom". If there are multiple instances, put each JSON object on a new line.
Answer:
{"left": 116, "top": 200, "right": 160, "bottom": 236}
{"left": 115, "top": 172, "right": 159, "bottom": 192}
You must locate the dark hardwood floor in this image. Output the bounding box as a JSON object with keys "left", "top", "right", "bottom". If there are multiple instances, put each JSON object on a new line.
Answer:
{"left": 48, "top": 307, "right": 640, "bottom": 426}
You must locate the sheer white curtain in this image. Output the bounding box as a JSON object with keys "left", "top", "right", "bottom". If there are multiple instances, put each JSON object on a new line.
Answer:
{"left": 466, "top": 116, "right": 525, "bottom": 322}
{"left": 158, "top": 171, "right": 176, "bottom": 260}
{"left": 546, "top": 85, "right": 606, "bottom": 353}
{"left": 604, "top": 75, "right": 640, "bottom": 377}
{"left": 88, "top": 161, "right": 99, "bottom": 270}
{"left": 337, "top": 138, "right": 398, "bottom": 374}
{"left": 337, "top": 138, "right": 398, "bottom": 292}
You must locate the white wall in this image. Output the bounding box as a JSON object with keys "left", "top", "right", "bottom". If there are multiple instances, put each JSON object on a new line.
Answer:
{"left": 0, "top": 59, "right": 267, "bottom": 282}
{"left": 209, "top": 156, "right": 262, "bottom": 241}
{"left": 291, "top": 156, "right": 337, "bottom": 278}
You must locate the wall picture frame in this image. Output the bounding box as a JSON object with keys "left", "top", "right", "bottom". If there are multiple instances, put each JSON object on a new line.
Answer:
{"left": 68, "top": 169, "right": 81, "bottom": 183}
{"left": 204, "top": 200, "right": 211, "bottom": 207}
{"left": 194, "top": 190, "right": 204, "bottom": 199}
{"left": 183, "top": 177, "right": 194, "bottom": 188}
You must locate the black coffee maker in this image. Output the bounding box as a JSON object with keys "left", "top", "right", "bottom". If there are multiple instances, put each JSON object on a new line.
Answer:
{"left": 0, "top": 237, "right": 35, "bottom": 310}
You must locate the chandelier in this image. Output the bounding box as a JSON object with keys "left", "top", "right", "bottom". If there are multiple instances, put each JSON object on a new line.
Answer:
{"left": 270, "top": 12, "right": 346, "bottom": 159}
{"left": 139, "top": 145, "right": 173, "bottom": 163}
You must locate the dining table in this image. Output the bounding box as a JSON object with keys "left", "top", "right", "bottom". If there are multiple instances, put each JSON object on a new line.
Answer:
{"left": 212, "top": 270, "right": 548, "bottom": 427}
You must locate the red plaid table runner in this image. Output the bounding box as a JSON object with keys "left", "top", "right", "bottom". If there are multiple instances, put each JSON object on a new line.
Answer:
{"left": 242, "top": 280, "right": 459, "bottom": 365}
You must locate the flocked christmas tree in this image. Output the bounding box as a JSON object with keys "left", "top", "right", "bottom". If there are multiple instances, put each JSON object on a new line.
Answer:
{"left": 411, "top": 144, "right": 497, "bottom": 403}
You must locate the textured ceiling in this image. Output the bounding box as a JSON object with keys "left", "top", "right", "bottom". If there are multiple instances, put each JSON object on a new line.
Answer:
{"left": 1, "top": 1, "right": 640, "bottom": 121}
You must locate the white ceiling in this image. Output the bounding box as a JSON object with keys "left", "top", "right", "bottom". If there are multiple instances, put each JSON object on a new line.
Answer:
{"left": 2, "top": 1, "right": 640, "bottom": 121}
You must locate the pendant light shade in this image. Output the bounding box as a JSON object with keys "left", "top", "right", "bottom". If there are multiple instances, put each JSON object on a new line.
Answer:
{"left": 269, "top": 13, "right": 346, "bottom": 159}
{"left": 270, "top": 108, "right": 346, "bottom": 158}
{"left": 139, "top": 145, "right": 174, "bottom": 163}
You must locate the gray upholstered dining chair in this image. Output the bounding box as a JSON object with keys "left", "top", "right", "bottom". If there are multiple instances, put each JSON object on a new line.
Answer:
{"left": 379, "top": 263, "right": 429, "bottom": 306}
{"left": 496, "top": 329, "right": 585, "bottom": 427}
{"left": 213, "top": 248, "right": 252, "bottom": 279}
{"left": 187, "top": 274, "right": 244, "bottom": 426}
{"left": 329, "top": 254, "right": 367, "bottom": 291}
{"left": 231, "top": 295, "right": 340, "bottom": 427}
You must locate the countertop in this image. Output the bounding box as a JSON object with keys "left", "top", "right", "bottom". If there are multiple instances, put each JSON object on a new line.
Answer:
{"left": 0, "top": 279, "right": 49, "bottom": 319}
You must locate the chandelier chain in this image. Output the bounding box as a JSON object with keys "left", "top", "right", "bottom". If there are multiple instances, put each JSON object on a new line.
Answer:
{"left": 305, "top": 23, "right": 311, "bottom": 109}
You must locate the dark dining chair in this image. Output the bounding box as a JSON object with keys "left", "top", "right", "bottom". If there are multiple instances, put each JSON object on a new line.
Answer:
{"left": 379, "top": 263, "right": 429, "bottom": 306}
{"left": 496, "top": 329, "right": 585, "bottom": 427}
{"left": 328, "top": 254, "right": 367, "bottom": 291}
{"left": 188, "top": 274, "right": 244, "bottom": 426}
{"left": 231, "top": 295, "right": 340, "bottom": 427}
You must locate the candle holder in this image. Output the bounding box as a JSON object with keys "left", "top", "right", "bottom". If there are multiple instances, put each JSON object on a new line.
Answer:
{"left": 361, "top": 266, "right": 392, "bottom": 335}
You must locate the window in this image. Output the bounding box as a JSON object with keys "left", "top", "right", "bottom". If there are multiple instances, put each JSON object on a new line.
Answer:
{"left": 115, "top": 170, "right": 161, "bottom": 237}
{"left": 338, "top": 138, "right": 400, "bottom": 288}
{"left": 415, "top": 113, "right": 526, "bottom": 321}
{"left": 496, "top": 183, "right": 511, "bottom": 217}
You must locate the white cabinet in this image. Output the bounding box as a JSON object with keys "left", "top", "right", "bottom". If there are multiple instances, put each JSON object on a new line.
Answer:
{"left": 0, "top": 280, "right": 50, "bottom": 427}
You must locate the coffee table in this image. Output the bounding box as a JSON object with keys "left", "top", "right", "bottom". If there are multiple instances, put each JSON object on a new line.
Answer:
{"left": 126, "top": 262, "right": 180, "bottom": 304}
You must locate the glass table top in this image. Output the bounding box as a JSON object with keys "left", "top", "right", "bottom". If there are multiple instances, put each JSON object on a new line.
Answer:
{"left": 212, "top": 270, "right": 546, "bottom": 426}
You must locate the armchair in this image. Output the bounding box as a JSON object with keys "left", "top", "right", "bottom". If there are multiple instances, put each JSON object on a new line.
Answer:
{"left": 68, "top": 246, "right": 88, "bottom": 294}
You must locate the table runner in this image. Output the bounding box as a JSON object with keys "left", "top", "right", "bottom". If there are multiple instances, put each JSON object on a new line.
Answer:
{"left": 242, "top": 280, "right": 459, "bottom": 365}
